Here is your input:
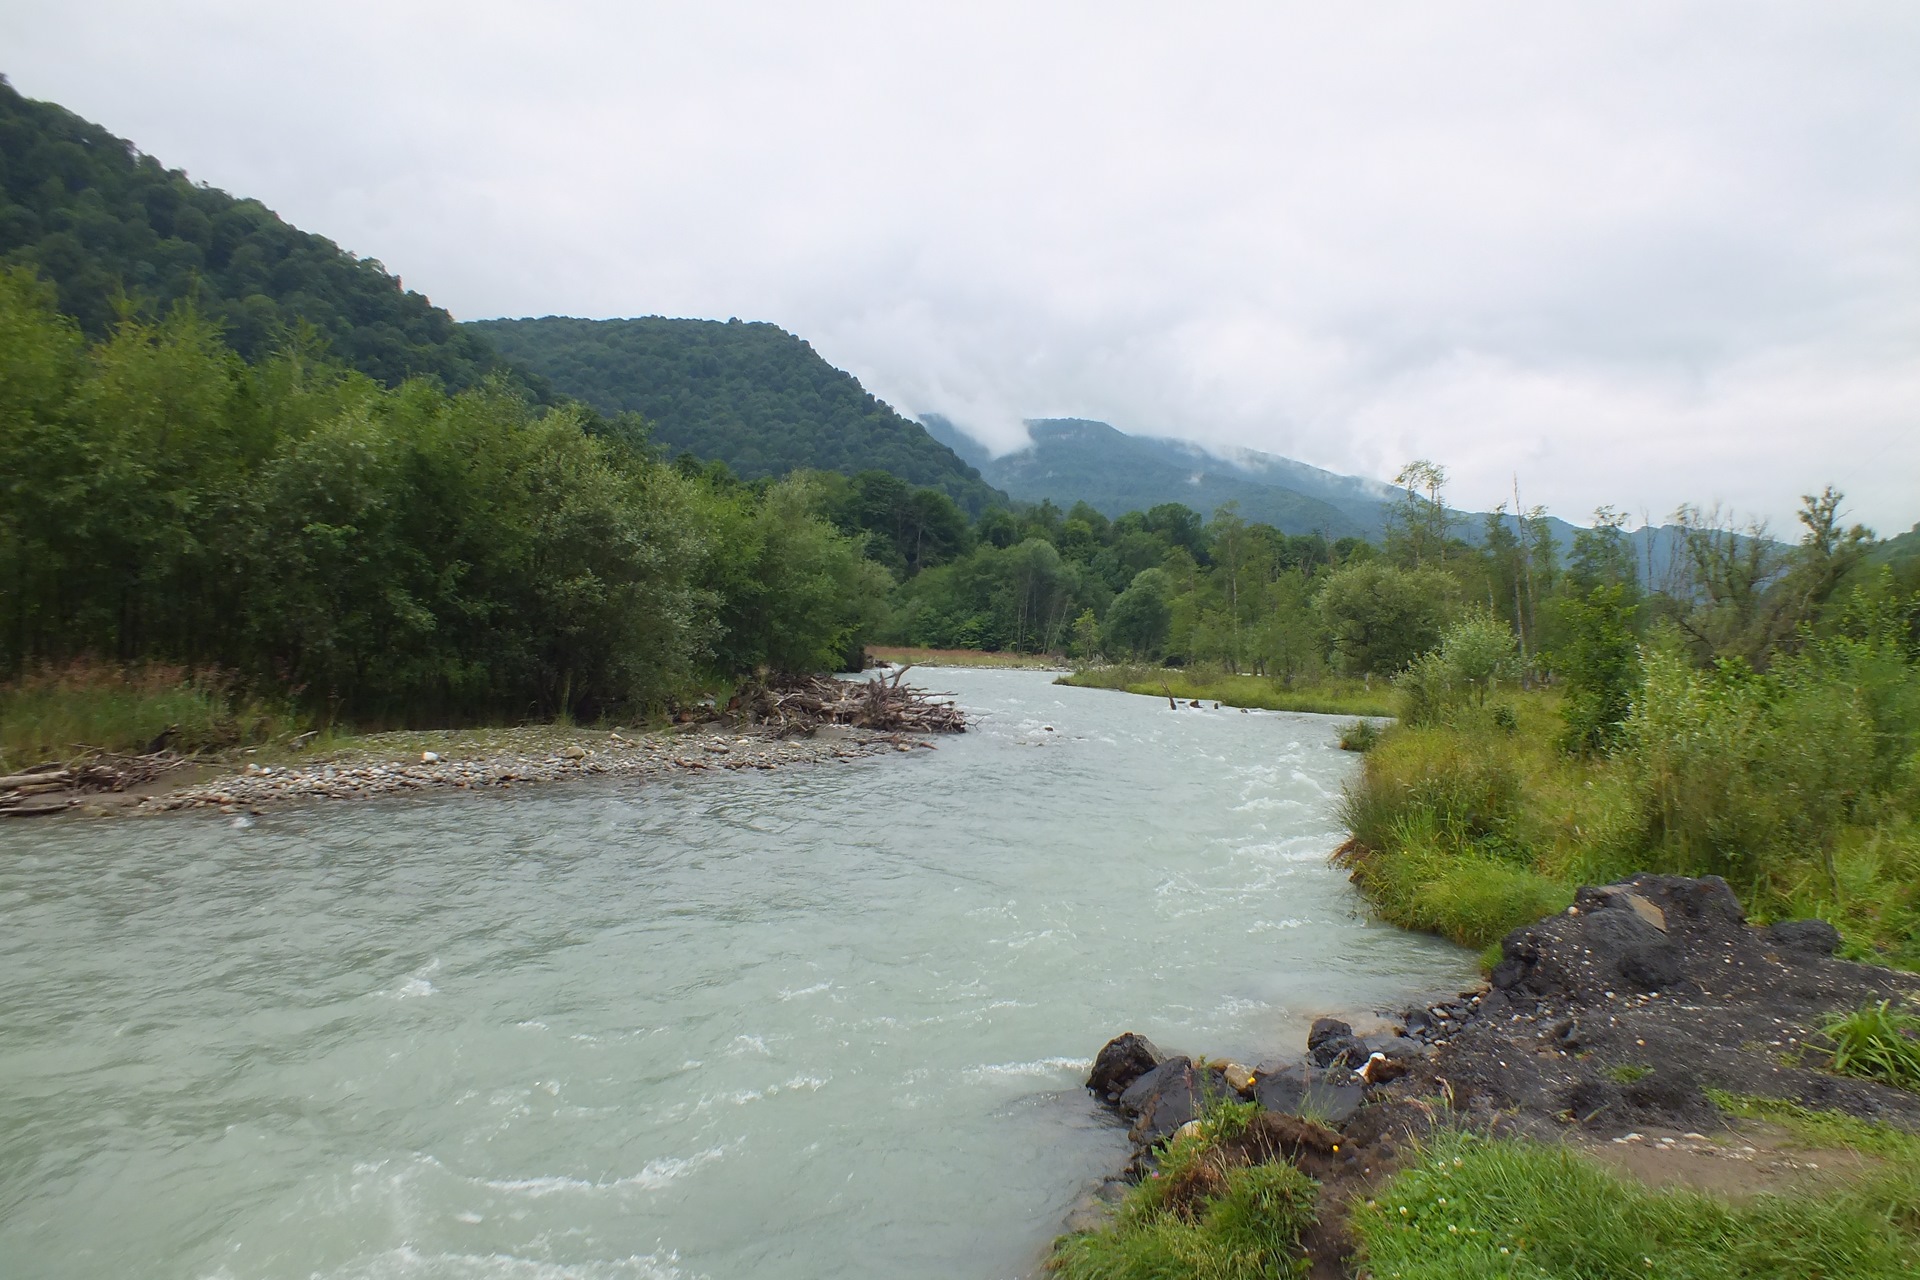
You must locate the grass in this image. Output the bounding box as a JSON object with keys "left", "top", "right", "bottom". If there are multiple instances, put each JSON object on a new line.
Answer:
{"left": 1705, "top": 1091, "right": 1920, "bottom": 1163}
{"left": 1049, "top": 1101, "right": 1318, "bottom": 1280}
{"left": 1820, "top": 1001, "right": 1920, "bottom": 1092}
{"left": 1058, "top": 665, "right": 1398, "bottom": 717}
{"left": 1352, "top": 1129, "right": 1920, "bottom": 1279}
{"left": 0, "top": 660, "right": 298, "bottom": 770}
{"left": 1334, "top": 687, "right": 1920, "bottom": 964}
{"left": 867, "top": 645, "right": 1067, "bottom": 669}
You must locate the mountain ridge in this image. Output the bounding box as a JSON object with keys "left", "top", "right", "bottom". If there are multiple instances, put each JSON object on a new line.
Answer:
{"left": 468, "top": 315, "right": 1004, "bottom": 513}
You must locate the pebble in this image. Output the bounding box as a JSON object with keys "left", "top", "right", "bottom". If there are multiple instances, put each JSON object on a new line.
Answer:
{"left": 139, "top": 726, "right": 908, "bottom": 813}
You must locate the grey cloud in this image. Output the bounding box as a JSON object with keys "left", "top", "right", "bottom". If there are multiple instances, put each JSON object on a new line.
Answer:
{"left": 5, "top": 1, "right": 1916, "bottom": 531}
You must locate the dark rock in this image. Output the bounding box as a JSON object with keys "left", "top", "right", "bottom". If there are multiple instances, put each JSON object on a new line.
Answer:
{"left": 1307, "top": 1017, "right": 1368, "bottom": 1069}
{"left": 1586, "top": 909, "right": 1685, "bottom": 990}
{"left": 1477, "top": 989, "right": 1510, "bottom": 1019}
{"left": 1117, "top": 1056, "right": 1189, "bottom": 1117}
{"left": 1123, "top": 1058, "right": 1230, "bottom": 1147}
{"left": 1364, "top": 1034, "right": 1433, "bottom": 1062}
{"left": 1252, "top": 1064, "right": 1308, "bottom": 1114}
{"left": 1251, "top": 1062, "right": 1369, "bottom": 1126}
{"left": 1087, "top": 1032, "right": 1163, "bottom": 1102}
{"left": 1496, "top": 889, "right": 1684, "bottom": 997}
{"left": 1768, "top": 918, "right": 1842, "bottom": 959}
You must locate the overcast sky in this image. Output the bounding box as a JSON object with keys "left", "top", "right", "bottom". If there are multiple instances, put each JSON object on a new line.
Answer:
{"left": 7, "top": 3, "right": 1917, "bottom": 532}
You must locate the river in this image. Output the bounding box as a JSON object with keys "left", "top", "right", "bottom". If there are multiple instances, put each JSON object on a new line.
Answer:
{"left": 0, "top": 669, "right": 1474, "bottom": 1279}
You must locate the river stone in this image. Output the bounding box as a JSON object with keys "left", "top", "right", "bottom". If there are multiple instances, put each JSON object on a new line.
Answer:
{"left": 1088, "top": 1033, "right": 1163, "bottom": 1103}
{"left": 1252, "top": 1063, "right": 1368, "bottom": 1126}
{"left": 1121, "top": 1058, "right": 1230, "bottom": 1146}
{"left": 1307, "top": 1017, "right": 1368, "bottom": 1069}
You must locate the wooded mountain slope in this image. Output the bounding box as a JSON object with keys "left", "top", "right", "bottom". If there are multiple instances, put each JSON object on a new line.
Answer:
{"left": 0, "top": 75, "right": 528, "bottom": 393}
{"left": 468, "top": 315, "right": 1002, "bottom": 514}
{"left": 924, "top": 415, "right": 1372, "bottom": 537}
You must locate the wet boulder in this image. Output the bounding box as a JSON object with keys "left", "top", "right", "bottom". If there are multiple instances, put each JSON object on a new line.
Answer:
{"left": 1307, "top": 1017, "right": 1369, "bottom": 1070}
{"left": 1119, "top": 1057, "right": 1231, "bottom": 1146}
{"left": 1087, "top": 1032, "right": 1163, "bottom": 1103}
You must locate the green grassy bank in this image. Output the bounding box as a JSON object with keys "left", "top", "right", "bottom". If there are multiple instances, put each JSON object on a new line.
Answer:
{"left": 1337, "top": 673, "right": 1920, "bottom": 968}
{"left": 1057, "top": 665, "right": 1397, "bottom": 717}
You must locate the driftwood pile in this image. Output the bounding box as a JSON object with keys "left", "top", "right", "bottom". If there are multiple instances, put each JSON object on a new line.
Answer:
{"left": 729, "top": 668, "right": 967, "bottom": 737}
{"left": 0, "top": 752, "right": 187, "bottom": 817}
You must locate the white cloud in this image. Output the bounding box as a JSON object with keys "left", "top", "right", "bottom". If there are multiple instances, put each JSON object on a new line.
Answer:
{"left": 4, "top": 1, "right": 1916, "bottom": 531}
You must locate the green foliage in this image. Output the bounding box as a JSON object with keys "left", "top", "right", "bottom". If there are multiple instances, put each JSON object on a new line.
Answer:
{"left": 1625, "top": 647, "right": 1879, "bottom": 887}
{"left": 0, "top": 661, "right": 295, "bottom": 769}
{"left": 0, "top": 77, "right": 526, "bottom": 393}
{"left": 1399, "top": 612, "right": 1519, "bottom": 725}
{"left": 1104, "top": 569, "right": 1175, "bottom": 660}
{"left": 1353, "top": 1131, "right": 1920, "bottom": 1280}
{"left": 1554, "top": 582, "right": 1641, "bottom": 755}
{"left": 1339, "top": 719, "right": 1381, "bottom": 752}
{"left": 0, "top": 269, "right": 887, "bottom": 723}
{"left": 1050, "top": 1105, "right": 1317, "bottom": 1280}
{"left": 467, "top": 316, "right": 1001, "bottom": 513}
{"left": 1820, "top": 1001, "right": 1920, "bottom": 1091}
{"left": 1337, "top": 809, "right": 1572, "bottom": 947}
{"left": 1316, "top": 562, "right": 1455, "bottom": 675}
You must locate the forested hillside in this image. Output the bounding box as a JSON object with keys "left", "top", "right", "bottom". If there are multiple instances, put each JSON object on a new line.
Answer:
{"left": 0, "top": 75, "right": 529, "bottom": 393}
{"left": 468, "top": 316, "right": 1002, "bottom": 513}
{"left": 924, "top": 415, "right": 1368, "bottom": 537}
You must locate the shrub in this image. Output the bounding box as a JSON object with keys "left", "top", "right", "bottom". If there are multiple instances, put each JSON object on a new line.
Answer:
{"left": 1821, "top": 1001, "right": 1920, "bottom": 1091}
{"left": 1338, "top": 719, "right": 1381, "bottom": 752}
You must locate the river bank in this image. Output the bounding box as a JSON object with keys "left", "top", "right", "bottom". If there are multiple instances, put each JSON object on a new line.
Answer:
{"left": 1058, "top": 873, "right": 1920, "bottom": 1278}
{"left": 1055, "top": 665, "right": 1396, "bottom": 717}
{"left": 2, "top": 723, "right": 929, "bottom": 818}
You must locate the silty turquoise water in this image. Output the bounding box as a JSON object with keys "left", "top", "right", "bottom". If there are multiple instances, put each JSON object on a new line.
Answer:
{"left": 0, "top": 669, "right": 1473, "bottom": 1279}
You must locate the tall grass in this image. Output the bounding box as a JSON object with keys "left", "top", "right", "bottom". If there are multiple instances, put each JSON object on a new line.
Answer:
{"left": 1353, "top": 1130, "right": 1920, "bottom": 1279}
{"left": 1049, "top": 1101, "right": 1318, "bottom": 1280}
{"left": 0, "top": 661, "right": 297, "bottom": 769}
{"left": 1337, "top": 662, "right": 1920, "bottom": 962}
{"left": 1058, "top": 665, "right": 1397, "bottom": 717}
{"left": 1820, "top": 1001, "right": 1920, "bottom": 1091}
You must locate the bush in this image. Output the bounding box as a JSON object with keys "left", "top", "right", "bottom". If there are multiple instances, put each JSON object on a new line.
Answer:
{"left": 1398, "top": 612, "right": 1518, "bottom": 726}
{"left": 1339, "top": 719, "right": 1381, "bottom": 752}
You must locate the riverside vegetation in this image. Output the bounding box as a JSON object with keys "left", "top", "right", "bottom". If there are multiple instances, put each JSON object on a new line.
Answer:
{"left": 1050, "top": 481, "right": 1920, "bottom": 1278}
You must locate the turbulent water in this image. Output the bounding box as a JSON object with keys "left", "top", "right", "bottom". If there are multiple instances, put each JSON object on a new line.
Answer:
{"left": 0, "top": 669, "right": 1474, "bottom": 1280}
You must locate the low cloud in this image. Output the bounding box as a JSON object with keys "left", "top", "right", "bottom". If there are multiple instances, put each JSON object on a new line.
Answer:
{"left": 6, "top": 2, "right": 1916, "bottom": 530}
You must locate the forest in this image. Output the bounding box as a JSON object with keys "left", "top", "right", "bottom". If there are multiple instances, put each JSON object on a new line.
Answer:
{"left": 0, "top": 76, "right": 531, "bottom": 395}
{"left": 469, "top": 315, "right": 1002, "bottom": 514}
{"left": 0, "top": 266, "right": 885, "bottom": 726}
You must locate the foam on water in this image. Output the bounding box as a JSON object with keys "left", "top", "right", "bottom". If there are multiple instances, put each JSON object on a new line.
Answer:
{"left": 0, "top": 670, "right": 1475, "bottom": 1280}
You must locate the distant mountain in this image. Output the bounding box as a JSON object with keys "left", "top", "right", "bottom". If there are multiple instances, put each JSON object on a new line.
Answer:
{"left": 922, "top": 415, "right": 1373, "bottom": 538}
{"left": 926, "top": 413, "right": 1719, "bottom": 579}
{"left": 0, "top": 75, "right": 531, "bottom": 394}
{"left": 469, "top": 316, "right": 1003, "bottom": 514}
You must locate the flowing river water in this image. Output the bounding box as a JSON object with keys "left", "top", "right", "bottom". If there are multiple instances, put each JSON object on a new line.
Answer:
{"left": 0, "top": 669, "right": 1474, "bottom": 1280}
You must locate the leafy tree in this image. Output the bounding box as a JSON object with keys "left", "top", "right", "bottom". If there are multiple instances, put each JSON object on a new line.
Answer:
{"left": 1104, "top": 569, "right": 1174, "bottom": 660}
{"left": 1315, "top": 562, "right": 1454, "bottom": 675}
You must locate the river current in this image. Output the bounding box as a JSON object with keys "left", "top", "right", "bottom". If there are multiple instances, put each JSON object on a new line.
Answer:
{"left": 0, "top": 669, "right": 1473, "bottom": 1279}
